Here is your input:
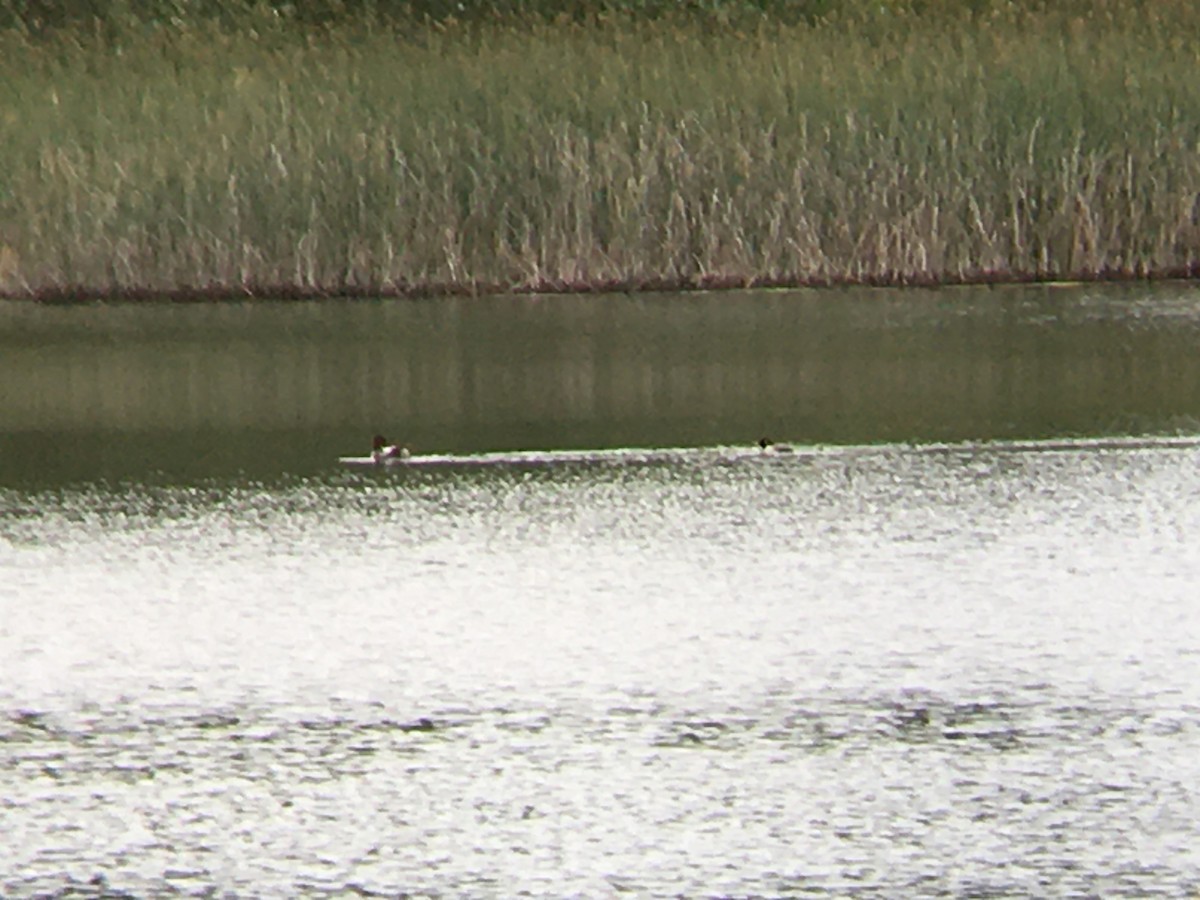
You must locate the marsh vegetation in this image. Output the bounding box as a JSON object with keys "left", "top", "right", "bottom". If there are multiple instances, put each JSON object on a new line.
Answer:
{"left": 3, "top": 0, "right": 1199, "bottom": 299}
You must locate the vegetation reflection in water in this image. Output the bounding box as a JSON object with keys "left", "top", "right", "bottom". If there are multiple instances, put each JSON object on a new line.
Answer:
{"left": 3, "top": 283, "right": 1200, "bottom": 486}
{"left": 4, "top": 286, "right": 1200, "bottom": 894}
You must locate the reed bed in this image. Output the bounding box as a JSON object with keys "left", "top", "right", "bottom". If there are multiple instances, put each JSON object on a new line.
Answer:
{"left": 3, "top": 1, "right": 1200, "bottom": 298}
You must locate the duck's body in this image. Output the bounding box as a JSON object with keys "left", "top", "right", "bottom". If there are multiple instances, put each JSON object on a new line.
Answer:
{"left": 759, "top": 437, "right": 794, "bottom": 454}
{"left": 371, "top": 434, "right": 412, "bottom": 463}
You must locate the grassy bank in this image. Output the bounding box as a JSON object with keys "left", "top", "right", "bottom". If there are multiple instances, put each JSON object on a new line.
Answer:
{"left": 3, "top": 1, "right": 1200, "bottom": 299}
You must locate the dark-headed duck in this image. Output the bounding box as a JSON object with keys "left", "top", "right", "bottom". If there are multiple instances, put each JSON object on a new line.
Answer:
{"left": 372, "top": 434, "right": 412, "bottom": 463}
{"left": 759, "top": 437, "right": 793, "bottom": 454}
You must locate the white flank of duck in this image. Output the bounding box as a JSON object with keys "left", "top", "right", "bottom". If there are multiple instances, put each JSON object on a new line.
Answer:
{"left": 371, "top": 434, "right": 411, "bottom": 462}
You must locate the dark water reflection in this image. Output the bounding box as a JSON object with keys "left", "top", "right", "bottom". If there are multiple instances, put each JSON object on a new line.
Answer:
{"left": 5, "top": 286, "right": 1200, "bottom": 895}
{"left": 3, "top": 283, "right": 1200, "bottom": 483}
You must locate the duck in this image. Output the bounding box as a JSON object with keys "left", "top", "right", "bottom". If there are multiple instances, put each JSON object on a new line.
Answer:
{"left": 372, "top": 434, "right": 412, "bottom": 463}
{"left": 759, "top": 436, "right": 794, "bottom": 454}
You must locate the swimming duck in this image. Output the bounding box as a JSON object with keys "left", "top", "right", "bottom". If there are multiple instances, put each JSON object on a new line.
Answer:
{"left": 759, "top": 437, "right": 794, "bottom": 454}
{"left": 372, "top": 434, "right": 412, "bottom": 463}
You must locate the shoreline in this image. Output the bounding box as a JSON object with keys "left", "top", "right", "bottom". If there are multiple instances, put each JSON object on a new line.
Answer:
{"left": 4, "top": 265, "right": 1199, "bottom": 305}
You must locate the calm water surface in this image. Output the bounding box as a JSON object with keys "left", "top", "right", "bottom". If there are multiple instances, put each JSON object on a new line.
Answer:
{"left": 3, "top": 286, "right": 1200, "bottom": 896}
{"left": 4, "top": 283, "right": 1200, "bottom": 482}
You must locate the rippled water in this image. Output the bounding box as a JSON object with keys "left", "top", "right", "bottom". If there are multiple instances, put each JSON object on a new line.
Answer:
{"left": 5, "top": 439, "right": 1200, "bottom": 896}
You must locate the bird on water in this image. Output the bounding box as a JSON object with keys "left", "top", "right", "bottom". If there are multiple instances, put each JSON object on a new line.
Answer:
{"left": 758, "top": 437, "right": 793, "bottom": 454}
{"left": 372, "top": 434, "right": 411, "bottom": 462}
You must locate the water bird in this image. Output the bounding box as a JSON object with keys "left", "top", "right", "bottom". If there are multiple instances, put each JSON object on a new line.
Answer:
{"left": 758, "top": 437, "right": 793, "bottom": 454}
{"left": 372, "top": 434, "right": 411, "bottom": 463}
{"left": 397, "top": 716, "right": 436, "bottom": 733}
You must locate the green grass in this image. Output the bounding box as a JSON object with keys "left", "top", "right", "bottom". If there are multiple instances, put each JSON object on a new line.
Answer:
{"left": 3, "top": 1, "right": 1200, "bottom": 298}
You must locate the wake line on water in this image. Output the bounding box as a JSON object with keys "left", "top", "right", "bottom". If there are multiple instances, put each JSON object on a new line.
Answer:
{"left": 339, "top": 434, "right": 1200, "bottom": 470}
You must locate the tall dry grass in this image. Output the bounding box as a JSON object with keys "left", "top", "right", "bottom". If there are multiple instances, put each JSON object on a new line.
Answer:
{"left": 2, "top": 1, "right": 1200, "bottom": 297}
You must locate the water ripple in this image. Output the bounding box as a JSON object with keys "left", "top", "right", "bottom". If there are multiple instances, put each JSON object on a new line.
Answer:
{"left": 3, "top": 442, "right": 1200, "bottom": 895}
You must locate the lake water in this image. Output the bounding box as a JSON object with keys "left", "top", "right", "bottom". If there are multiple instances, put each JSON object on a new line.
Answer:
{"left": 3, "top": 284, "right": 1200, "bottom": 896}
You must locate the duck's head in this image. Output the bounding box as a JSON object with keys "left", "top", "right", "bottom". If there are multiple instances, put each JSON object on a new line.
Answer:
{"left": 759, "top": 437, "right": 772, "bottom": 449}
{"left": 372, "top": 434, "right": 389, "bottom": 451}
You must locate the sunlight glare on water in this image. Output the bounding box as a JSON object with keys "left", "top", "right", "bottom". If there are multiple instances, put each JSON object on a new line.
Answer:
{"left": 4, "top": 440, "right": 1200, "bottom": 896}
